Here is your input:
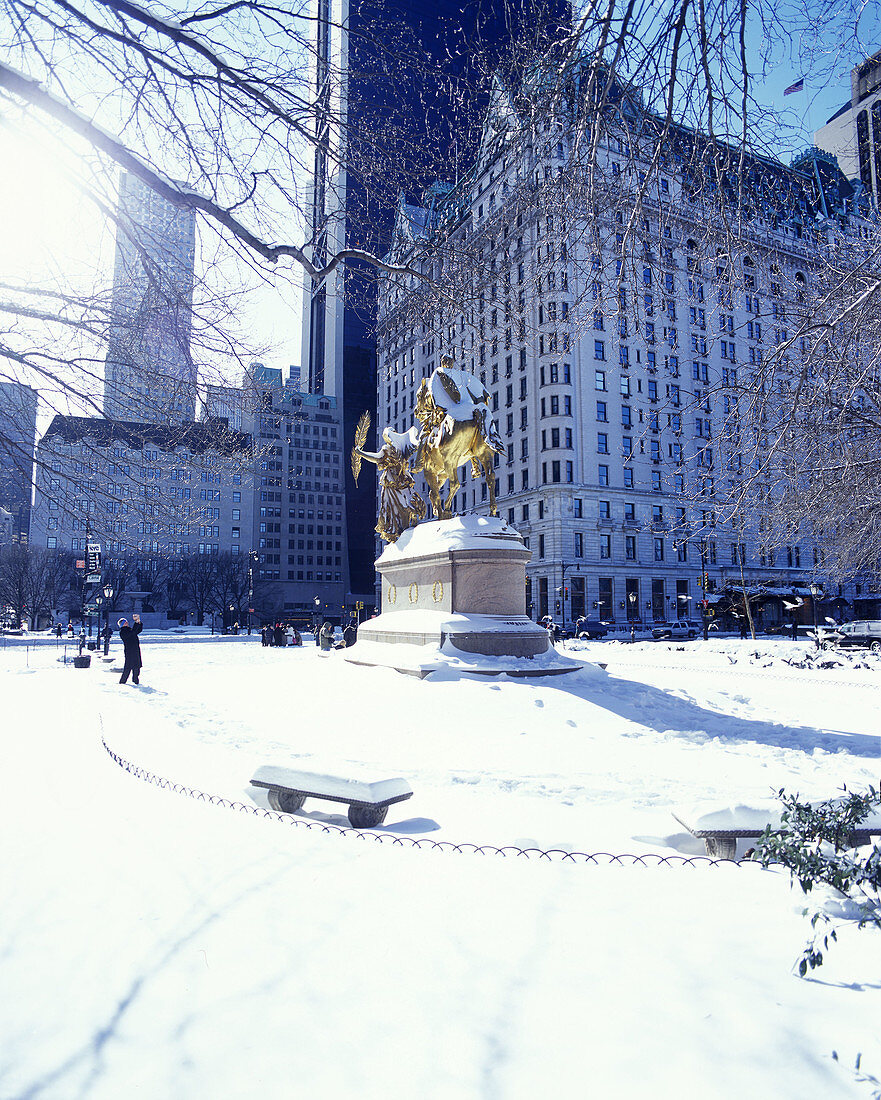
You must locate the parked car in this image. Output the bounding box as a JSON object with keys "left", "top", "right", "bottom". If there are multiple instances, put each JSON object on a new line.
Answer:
{"left": 573, "top": 619, "right": 610, "bottom": 640}
{"left": 652, "top": 619, "right": 699, "bottom": 641}
{"left": 828, "top": 620, "right": 881, "bottom": 653}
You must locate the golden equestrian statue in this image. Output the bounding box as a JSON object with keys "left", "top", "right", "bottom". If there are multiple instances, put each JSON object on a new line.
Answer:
{"left": 351, "top": 412, "right": 426, "bottom": 543}
{"left": 351, "top": 357, "right": 505, "bottom": 540}
{"left": 413, "top": 357, "right": 505, "bottom": 519}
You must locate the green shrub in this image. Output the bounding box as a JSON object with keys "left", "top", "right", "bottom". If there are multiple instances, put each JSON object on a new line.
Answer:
{"left": 753, "top": 786, "right": 881, "bottom": 976}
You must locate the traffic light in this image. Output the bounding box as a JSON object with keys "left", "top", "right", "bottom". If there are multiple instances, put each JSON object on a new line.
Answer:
{"left": 555, "top": 599, "right": 561, "bottom": 612}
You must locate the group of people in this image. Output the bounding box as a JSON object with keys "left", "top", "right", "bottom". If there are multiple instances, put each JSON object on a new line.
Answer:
{"left": 260, "top": 623, "right": 303, "bottom": 647}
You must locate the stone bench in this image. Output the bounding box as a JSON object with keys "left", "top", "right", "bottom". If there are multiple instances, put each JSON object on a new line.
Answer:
{"left": 250, "top": 765, "right": 413, "bottom": 829}
{"left": 673, "top": 803, "right": 881, "bottom": 860}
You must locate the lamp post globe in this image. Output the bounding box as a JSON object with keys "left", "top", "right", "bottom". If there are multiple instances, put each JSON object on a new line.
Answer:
{"left": 102, "top": 583, "right": 114, "bottom": 655}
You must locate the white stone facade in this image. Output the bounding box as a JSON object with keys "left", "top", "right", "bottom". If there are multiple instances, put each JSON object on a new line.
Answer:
{"left": 376, "top": 85, "right": 876, "bottom": 628}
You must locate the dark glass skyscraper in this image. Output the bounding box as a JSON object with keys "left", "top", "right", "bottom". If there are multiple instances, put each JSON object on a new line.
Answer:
{"left": 303, "top": 0, "right": 569, "bottom": 598}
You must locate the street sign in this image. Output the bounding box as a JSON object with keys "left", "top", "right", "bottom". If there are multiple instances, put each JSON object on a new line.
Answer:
{"left": 76, "top": 560, "right": 85, "bottom": 570}
{"left": 86, "top": 542, "right": 102, "bottom": 583}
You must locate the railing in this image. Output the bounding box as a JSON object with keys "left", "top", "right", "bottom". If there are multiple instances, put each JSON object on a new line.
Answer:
{"left": 101, "top": 735, "right": 760, "bottom": 868}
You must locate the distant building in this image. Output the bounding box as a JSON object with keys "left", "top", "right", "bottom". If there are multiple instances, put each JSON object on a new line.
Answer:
{"left": 0, "top": 380, "right": 38, "bottom": 543}
{"left": 0, "top": 506, "right": 13, "bottom": 548}
{"left": 30, "top": 416, "right": 253, "bottom": 591}
{"left": 249, "top": 370, "right": 352, "bottom": 620}
{"left": 104, "top": 172, "right": 197, "bottom": 422}
{"left": 815, "top": 50, "right": 881, "bottom": 206}
{"left": 202, "top": 383, "right": 252, "bottom": 434}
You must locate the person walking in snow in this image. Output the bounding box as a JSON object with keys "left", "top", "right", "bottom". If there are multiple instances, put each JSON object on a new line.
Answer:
{"left": 118, "top": 614, "right": 143, "bottom": 685}
{"left": 319, "top": 621, "right": 335, "bottom": 651}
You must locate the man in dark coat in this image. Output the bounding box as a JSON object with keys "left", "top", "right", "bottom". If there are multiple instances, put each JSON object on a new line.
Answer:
{"left": 118, "top": 614, "right": 143, "bottom": 685}
{"left": 343, "top": 621, "right": 357, "bottom": 648}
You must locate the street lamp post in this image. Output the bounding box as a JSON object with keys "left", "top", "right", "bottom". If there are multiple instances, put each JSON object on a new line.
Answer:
{"left": 247, "top": 549, "right": 258, "bottom": 634}
{"left": 627, "top": 590, "right": 637, "bottom": 640}
{"left": 698, "top": 539, "right": 709, "bottom": 640}
{"left": 810, "top": 582, "right": 822, "bottom": 649}
{"left": 102, "top": 583, "right": 114, "bottom": 655}
{"left": 559, "top": 562, "right": 580, "bottom": 628}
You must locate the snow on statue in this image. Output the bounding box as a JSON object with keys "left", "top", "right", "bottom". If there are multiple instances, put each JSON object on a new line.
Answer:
{"left": 352, "top": 357, "right": 505, "bottom": 541}
{"left": 413, "top": 356, "right": 505, "bottom": 519}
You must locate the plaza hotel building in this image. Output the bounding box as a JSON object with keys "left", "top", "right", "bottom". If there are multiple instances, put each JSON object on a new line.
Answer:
{"left": 375, "top": 65, "right": 879, "bottom": 627}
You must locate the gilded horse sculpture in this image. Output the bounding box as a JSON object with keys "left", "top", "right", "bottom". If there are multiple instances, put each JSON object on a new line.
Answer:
{"left": 351, "top": 357, "right": 504, "bottom": 538}
{"left": 413, "top": 362, "right": 504, "bottom": 519}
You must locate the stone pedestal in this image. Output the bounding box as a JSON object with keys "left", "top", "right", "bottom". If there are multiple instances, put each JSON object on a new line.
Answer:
{"left": 345, "top": 516, "right": 580, "bottom": 677}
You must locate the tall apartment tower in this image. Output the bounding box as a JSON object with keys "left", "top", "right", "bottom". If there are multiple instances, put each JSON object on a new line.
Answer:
{"left": 301, "top": 0, "right": 568, "bottom": 599}
{"left": 104, "top": 172, "right": 197, "bottom": 423}
{"left": 0, "top": 380, "right": 38, "bottom": 543}
{"left": 815, "top": 50, "right": 881, "bottom": 206}
{"left": 376, "top": 71, "right": 866, "bottom": 629}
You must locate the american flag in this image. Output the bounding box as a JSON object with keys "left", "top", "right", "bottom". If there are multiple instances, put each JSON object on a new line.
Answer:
{"left": 784, "top": 78, "right": 805, "bottom": 96}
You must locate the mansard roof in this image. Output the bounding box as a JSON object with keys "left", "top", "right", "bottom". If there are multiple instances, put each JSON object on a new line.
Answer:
{"left": 39, "top": 415, "right": 252, "bottom": 457}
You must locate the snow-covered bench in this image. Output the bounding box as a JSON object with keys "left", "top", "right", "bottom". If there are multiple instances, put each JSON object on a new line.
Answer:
{"left": 250, "top": 765, "right": 413, "bottom": 829}
{"left": 672, "top": 803, "right": 881, "bottom": 860}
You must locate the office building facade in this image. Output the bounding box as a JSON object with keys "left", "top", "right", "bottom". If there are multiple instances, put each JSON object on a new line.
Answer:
{"left": 249, "top": 371, "right": 349, "bottom": 621}
{"left": 30, "top": 417, "right": 254, "bottom": 611}
{"left": 0, "top": 380, "right": 38, "bottom": 544}
{"left": 104, "top": 172, "right": 198, "bottom": 423}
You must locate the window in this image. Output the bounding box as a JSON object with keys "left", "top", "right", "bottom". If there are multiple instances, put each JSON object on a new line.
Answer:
{"left": 625, "top": 535, "right": 636, "bottom": 561}
{"left": 600, "top": 534, "right": 611, "bottom": 559}
{"left": 597, "top": 433, "right": 609, "bottom": 454}
{"left": 47, "top": 536, "right": 57, "bottom": 548}
{"left": 596, "top": 401, "right": 608, "bottom": 422}
{"left": 595, "top": 371, "right": 607, "bottom": 390}
{"left": 598, "top": 464, "right": 609, "bottom": 486}
{"left": 594, "top": 341, "right": 606, "bottom": 361}
{"left": 623, "top": 468, "right": 634, "bottom": 488}
{"left": 654, "top": 537, "right": 665, "bottom": 561}
{"left": 575, "top": 532, "right": 584, "bottom": 557}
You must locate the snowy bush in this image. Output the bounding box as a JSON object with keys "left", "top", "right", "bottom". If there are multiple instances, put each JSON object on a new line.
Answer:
{"left": 753, "top": 786, "right": 881, "bottom": 975}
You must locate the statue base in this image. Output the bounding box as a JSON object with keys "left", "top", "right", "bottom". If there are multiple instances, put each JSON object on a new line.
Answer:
{"left": 345, "top": 516, "right": 581, "bottom": 678}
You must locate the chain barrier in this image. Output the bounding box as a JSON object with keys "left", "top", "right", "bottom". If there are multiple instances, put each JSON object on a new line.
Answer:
{"left": 100, "top": 735, "right": 764, "bottom": 868}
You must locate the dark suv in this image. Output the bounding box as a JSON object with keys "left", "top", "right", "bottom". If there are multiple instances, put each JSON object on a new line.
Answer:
{"left": 830, "top": 620, "right": 881, "bottom": 654}
{"left": 573, "top": 619, "right": 610, "bottom": 640}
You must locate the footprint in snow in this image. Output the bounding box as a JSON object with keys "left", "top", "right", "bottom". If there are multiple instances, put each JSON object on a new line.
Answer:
{"left": 534, "top": 699, "right": 544, "bottom": 708}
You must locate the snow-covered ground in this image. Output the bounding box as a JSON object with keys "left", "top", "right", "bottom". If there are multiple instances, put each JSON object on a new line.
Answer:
{"left": 1, "top": 632, "right": 879, "bottom": 1098}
